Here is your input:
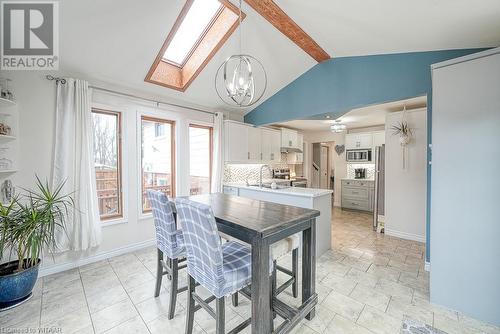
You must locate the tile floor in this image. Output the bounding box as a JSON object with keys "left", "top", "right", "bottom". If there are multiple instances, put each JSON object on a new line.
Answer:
{"left": 1, "top": 208, "right": 499, "bottom": 334}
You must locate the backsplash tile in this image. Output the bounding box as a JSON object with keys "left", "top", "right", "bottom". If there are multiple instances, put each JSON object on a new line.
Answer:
{"left": 224, "top": 161, "right": 292, "bottom": 184}
{"left": 346, "top": 163, "right": 375, "bottom": 179}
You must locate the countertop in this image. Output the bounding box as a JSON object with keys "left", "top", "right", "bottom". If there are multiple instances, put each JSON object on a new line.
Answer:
{"left": 341, "top": 178, "right": 374, "bottom": 182}
{"left": 223, "top": 182, "right": 333, "bottom": 198}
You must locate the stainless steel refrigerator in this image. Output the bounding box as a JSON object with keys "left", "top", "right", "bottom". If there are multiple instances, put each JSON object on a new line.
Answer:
{"left": 373, "top": 145, "right": 385, "bottom": 231}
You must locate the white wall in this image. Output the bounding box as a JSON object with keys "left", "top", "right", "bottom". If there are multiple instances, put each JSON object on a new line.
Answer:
{"left": 1, "top": 71, "right": 222, "bottom": 276}
{"left": 302, "top": 131, "right": 346, "bottom": 206}
{"left": 384, "top": 109, "right": 427, "bottom": 242}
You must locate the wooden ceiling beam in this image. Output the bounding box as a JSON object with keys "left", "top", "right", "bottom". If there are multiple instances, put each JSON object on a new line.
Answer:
{"left": 244, "top": 0, "right": 330, "bottom": 63}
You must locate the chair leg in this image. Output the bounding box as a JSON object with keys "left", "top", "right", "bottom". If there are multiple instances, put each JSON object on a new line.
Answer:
{"left": 292, "top": 248, "right": 299, "bottom": 298}
{"left": 231, "top": 292, "right": 238, "bottom": 307}
{"left": 154, "top": 249, "right": 163, "bottom": 297}
{"left": 215, "top": 297, "right": 225, "bottom": 334}
{"left": 185, "top": 275, "right": 195, "bottom": 334}
{"left": 272, "top": 260, "right": 277, "bottom": 319}
{"left": 168, "top": 258, "right": 179, "bottom": 320}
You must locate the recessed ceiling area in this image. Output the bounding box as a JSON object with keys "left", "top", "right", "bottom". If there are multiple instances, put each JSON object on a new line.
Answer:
{"left": 274, "top": 96, "right": 427, "bottom": 132}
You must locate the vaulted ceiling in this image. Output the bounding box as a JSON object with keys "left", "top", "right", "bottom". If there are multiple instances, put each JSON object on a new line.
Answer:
{"left": 59, "top": 0, "right": 500, "bottom": 116}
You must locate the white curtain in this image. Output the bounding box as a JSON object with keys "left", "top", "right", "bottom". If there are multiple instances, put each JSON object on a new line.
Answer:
{"left": 52, "top": 78, "right": 101, "bottom": 251}
{"left": 211, "top": 112, "right": 224, "bottom": 193}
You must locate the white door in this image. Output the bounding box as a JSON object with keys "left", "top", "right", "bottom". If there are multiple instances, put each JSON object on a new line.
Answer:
{"left": 320, "top": 146, "right": 328, "bottom": 188}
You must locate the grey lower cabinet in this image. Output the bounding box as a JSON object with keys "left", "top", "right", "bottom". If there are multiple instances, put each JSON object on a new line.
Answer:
{"left": 341, "top": 179, "right": 375, "bottom": 212}
{"left": 222, "top": 186, "right": 239, "bottom": 196}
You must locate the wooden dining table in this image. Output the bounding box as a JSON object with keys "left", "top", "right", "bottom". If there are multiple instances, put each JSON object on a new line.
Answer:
{"left": 186, "top": 193, "right": 320, "bottom": 334}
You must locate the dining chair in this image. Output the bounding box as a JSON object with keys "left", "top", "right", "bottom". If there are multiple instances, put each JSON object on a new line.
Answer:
{"left": 175, "top": 198, "right": 258, "bottom": 334}
{"left": 147, "top": 190, "right": 186, "bottom": 320}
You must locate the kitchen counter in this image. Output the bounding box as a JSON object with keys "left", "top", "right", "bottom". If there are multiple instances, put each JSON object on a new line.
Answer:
{"left": 223, "top": 182, "right": 333, "bottom": 256}
{"left": 341, "top": 178, "right": 374, "bottom": 181}
{"left": 223, "top": 182, "right": 332, "bottom": 198}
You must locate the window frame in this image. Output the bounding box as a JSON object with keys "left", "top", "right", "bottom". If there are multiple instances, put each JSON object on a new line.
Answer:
{"left": 91, "top": 108, "right": 124, "bottom": 222}
{"left": 188, "top": 123, "right": 213, "bottom": 195}
{"left": 145, "top": 0, "right": 245, "bottom": 92}
{"left": 140, "top": 115, "right": 177, "bottom": 213}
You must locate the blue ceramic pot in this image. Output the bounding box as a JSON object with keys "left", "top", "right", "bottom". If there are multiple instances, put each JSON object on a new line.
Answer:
{"left": 0, "top": 260, "right": 40, "bottom": 304}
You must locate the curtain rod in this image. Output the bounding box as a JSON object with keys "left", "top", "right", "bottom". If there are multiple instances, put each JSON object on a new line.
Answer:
{"left": 45, "top": 75, "right": 216, "bottom": 116}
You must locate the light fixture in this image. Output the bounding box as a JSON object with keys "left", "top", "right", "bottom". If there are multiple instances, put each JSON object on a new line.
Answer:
{"left": 330, "top": 120, "right": 346, "bottom": 133}
{"left": 215, "top": 0, "right": 266, "bottom": 107}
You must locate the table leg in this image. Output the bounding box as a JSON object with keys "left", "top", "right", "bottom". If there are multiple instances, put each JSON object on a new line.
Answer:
{"left": 251, "top": 238, "right": 271, "bottom": 333}
{"left": 302, "top": 218, "right": 317, "bottom": 320}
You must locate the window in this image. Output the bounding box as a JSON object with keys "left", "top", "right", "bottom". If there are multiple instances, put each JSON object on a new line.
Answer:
{"left": 189, "top": 125, "right": 213, "bottom": 195}
{"left": 145, "top": 0, "right": 243, "bottom": 91}
{"left": 92, "top": 109, "right": 122, "bottom": 220}
{"left": 155, "top": 123, "right": 166, "bottom": 137}
{"left": 141, "top": 116, "right": 175, "bottom": 212}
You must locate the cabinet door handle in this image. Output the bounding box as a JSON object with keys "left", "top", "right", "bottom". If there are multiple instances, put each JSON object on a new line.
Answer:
{"left": 260, "top": 153, "right": 263, "bottom": 160}
{"left": 289, "top": 140, "right": 292, "bottom": 146}
{"left": 352, "top": 191, "right": 359, "bottom": 194}
{"left": 271, "top": 153, "right": 274, "bottom": 160}
{"left": 247, "top": 152, "right": 250, "bottom": 159}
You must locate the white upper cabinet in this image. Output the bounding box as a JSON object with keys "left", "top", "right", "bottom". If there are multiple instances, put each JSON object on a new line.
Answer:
{"left": 345, "top": 133, "right": 373, "bottom": 150}
{"left": 297, "top": 133, "right": 303, "bottom": 151}
{"left": 261, "top": 128, "right": 281, "bottom": 163}
{"left": 247, "top": 127, "right": 262, "bottom": 162}
{"left": 372, "top": 131, "right": 385, "bottom": 148}
{"left": 225, "top": 121, "right": 249, "bottom": 163}
{"left": 281, "top": 128, "right": 298, "bottom": 148}
{"left": 225, "top": 121, "right": 283, "bottom": 164}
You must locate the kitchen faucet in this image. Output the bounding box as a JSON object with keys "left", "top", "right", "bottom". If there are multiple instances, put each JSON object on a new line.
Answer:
{"left": 259, "top": 164, "right": 272, "bottom": 188}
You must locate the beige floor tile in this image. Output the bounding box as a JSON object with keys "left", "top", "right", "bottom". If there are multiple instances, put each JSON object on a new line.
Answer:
{"left": 346, "top": 268, "right": 380, "bottom": 288}
{"left": 127, "top": 280, "right": 164, "bottom": 305}
{"left": 320, "top": 272, "right": 357, "bottom": 295}
{"left": 386, "top": 296, "right": 434, "bottom": 325}
{"left": 43, "top": 268, "right": 81, "bottom": 292}
{"left": 86, "top": 284, "right": 129, "bottom": 314}
{"left": 326, "top": 314, "right": 374, "bottom": 334}
{"left": 366, "top": 264, "right": 401, "bottom": 282}
{"left": 79, "top": 259, "right": 110, "bottom": 274}
{"left": 42, "top": 305, "right": 93, "bottom": 334}
{"left": 102, "top": 316, "right": 148, "bottom": 334}
{"left": 349, "top": 284, "right": 390, "bottom": 311}
{"left": 90, "top": 298, "right": 139, "bottom": 333}
{"left": 356, "top": 305, "right": 401, "bottom": 334}
{"left": 0, "top": 296, "right": 42, "bottom": 328}
{"left": 82, "top": 274, "right": 123, "bottom": 297}
{"left": 135, "top": 291, "right": 185, "bottom": 323}
{"left": 433, "top": 313, "right": 462, "bottom": 334}
{"left": 41, "top": 290, "right": 88, "bottom": 324}
{"left": 147, "top": 310, "right": 205, "bottom": 334}
{"left": 375, "top": 278, "right": 413, "bottom": 303}
{"left": 301, "top": 304, "right": 335, "bottom": 333}
{"left": 322, "top": 290, "right": 364, "bottom": 321}
{"left": 42, "top": 277, "right": 85, "bottom": 304}
{"left": 342, "top": 256, "right": 372, "bottom": 272}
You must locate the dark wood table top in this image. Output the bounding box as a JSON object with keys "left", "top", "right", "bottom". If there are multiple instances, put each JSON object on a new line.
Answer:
{"left": 184, "top": 193, "right": 320, "bottom": 242}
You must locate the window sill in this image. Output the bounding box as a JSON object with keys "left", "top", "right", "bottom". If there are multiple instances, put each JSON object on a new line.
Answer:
{"left": 101, "top": 217, "right": 128, "bottom": 227}
{"left": 139, "top": 213, "right": 153, "bottom": 221}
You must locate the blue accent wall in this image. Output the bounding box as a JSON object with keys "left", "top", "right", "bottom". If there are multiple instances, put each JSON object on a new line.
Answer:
{"left": 244, "top": 49, "right": 486, "bottom": 262}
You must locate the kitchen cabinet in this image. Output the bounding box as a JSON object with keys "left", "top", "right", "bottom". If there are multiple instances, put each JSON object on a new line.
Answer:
{"left": 345, "top": 133, "right": 373, "bottom": 150}
{"left": 341, "top": 179, "right": 375, "bottom": 212}
{"left": 225, "top": 121, "right": 282, "bottom": 164}
{"left": 372, "top": 131, "right": 385, "bottom": 148}
{"left": 281, "top": 128, "right": 298, "bottom": 149}
{"left": 261, "top": 128, "right": 281, "bottom": 163}
{"left": 248, "top": 127, "right": 262, "bottom": 161}
{"left": 225, "top": 121, "right": 249, "bottom": 163}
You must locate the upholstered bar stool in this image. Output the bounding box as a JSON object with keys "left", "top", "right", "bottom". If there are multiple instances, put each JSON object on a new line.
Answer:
{"left": 175, "top": 198, "right": 258, "bottom": 334}
{"left": 147, "top": 190, "right": 186, "bottom": 320}
{"left": 272, "top": 234, "right": 300, "bottom": 298}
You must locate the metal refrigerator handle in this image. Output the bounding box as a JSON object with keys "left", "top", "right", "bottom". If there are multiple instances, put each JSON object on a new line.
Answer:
{"left": 373, "top": 146, "right": 380, "bottom": 231}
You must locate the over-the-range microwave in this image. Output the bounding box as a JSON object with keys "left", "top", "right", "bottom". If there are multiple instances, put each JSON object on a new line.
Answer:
{"left": 346, "top": 149, "right": 372, "bottom": 162}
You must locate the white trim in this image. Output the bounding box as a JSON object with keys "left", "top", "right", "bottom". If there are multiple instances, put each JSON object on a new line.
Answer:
{"left": 431, "top": 47, "right": 500, "bottom": 70}
{"left": 385, "top": 228, "right": 426, "bottom": 243}
{"left": 424, "top": 261, "right": 431, "bottom": 272}
{"left": 39, "top": 239, "right": 156, "bottom": 277}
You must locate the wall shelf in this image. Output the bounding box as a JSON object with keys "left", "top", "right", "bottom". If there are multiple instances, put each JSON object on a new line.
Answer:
{"left": 0, "top": 97, "right": 16, "bottom": 108}
{"left": 0, "top": 169, "right": 17, "bottom": 174}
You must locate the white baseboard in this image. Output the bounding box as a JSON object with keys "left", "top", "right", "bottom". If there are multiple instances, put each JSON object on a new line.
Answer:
{"left": 424, "top": 261, "right": 431, "bottom": 272}
{"left": 39, "top": 239, "right": 156, "bottom": 277}
{"left": 385, "top": 229, "right": 426, "bottom": 243}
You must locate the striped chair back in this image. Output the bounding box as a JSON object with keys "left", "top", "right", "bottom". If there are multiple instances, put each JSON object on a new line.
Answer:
{"left": 147, "top": 190, "right": 181, "bottom": 258}
{"left": 175, "top": 198, "right": 224, "bottom": 295}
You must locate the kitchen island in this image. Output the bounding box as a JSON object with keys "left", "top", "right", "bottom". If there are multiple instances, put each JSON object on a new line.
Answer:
{"left": 223, "top": 183, "right": 333, "bottom": 256}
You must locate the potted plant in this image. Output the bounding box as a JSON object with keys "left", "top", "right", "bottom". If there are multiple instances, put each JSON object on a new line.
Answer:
{"left": 391, "top": 120, "right": 413, "bottom": 146}
{"left": 0, "top": 177, "right": 73, "bottom": 309}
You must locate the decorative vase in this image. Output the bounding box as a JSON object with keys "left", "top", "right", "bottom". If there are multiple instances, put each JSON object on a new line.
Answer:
{"left": 0, "top": 259, "right": 40, "bottom": 310}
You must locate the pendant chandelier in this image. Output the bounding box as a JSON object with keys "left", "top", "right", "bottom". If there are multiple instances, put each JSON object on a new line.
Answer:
{"left": 215, "top": 0, "right": 267, "bottom": 107}
{"left": 330, "top": 120, "right": 346, "bottom": 133}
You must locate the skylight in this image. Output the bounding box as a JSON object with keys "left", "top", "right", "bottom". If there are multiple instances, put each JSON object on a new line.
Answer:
{"left": 162, "top": 0, "right": 223, "bottom": 66}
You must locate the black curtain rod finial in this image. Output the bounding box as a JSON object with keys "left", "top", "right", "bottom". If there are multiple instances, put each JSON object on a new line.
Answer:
{"left": 46, "top": 75, "right": 66, "bottom": 84}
